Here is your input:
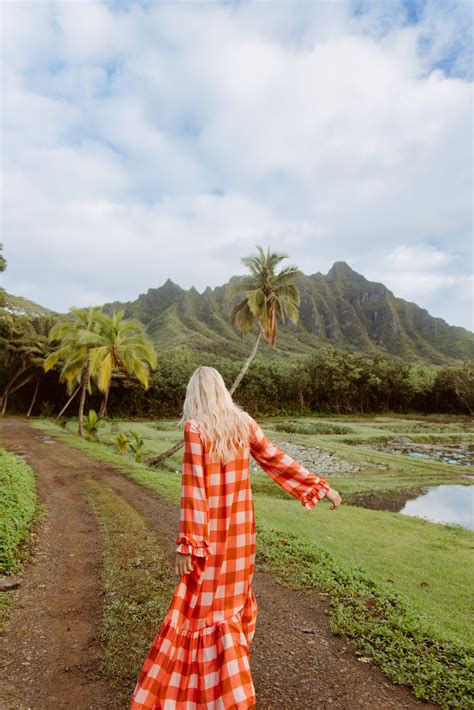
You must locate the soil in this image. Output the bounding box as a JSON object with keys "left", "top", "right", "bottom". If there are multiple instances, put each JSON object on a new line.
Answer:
{"left": 0, "top": 419, "right": 435, "bottom": 710}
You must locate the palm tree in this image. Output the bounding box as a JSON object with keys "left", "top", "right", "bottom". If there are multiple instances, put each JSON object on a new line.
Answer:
{"left": 44, "top": 307, "right": 102, "bottom": 437}
{"left": 147, "top": 245, "right": 302, "bottom": 466}
{"left": 0, "top": 315, "right": 54, "bottom": 416}
{"left": 87, "top": 310, "right": 157, "bottom": 417}
{"left": 228, "top": 245, "right": 301, "bottom": 393}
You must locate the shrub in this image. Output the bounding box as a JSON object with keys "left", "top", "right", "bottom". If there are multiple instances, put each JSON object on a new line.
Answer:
{"left": 0, "top": 449, "right": 36, "bottom": 573}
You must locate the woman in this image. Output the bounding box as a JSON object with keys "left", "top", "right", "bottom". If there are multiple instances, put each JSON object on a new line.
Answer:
{"left": 131, "top": 366, "right": 342, "bottom": 709}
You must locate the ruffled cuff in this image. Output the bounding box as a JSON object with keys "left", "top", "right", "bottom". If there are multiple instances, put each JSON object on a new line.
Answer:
{"left": 301, "top": 479, "right": 331, "bottom": 512}
{"left": 175, "top": 535, "right": 211, "bottom": 557}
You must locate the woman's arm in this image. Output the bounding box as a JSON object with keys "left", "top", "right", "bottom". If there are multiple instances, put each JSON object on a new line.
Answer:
{"left": 249, "top": 417, "right": 341, "bottom": 511}
{"left": 175, "top": 420, "right": 210, "bottom": 575}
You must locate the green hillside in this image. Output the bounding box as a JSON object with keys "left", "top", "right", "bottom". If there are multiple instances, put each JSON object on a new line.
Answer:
{"left": 102, "top": 262, "right": 474, "bottom": 365}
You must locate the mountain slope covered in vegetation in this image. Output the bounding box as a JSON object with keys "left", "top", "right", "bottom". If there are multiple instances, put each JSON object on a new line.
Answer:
{"left": 102, "top": 262, "right": 474, "bottom": 365}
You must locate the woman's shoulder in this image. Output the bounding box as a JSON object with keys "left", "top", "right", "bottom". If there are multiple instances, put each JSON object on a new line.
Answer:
{"left": 183, "top": 418, "right": 200, "bottom": 434}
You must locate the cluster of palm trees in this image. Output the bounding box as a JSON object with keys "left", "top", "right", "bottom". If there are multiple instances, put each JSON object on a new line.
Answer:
{"left": 44, "top": 308, "right": 157, "bottom": 437}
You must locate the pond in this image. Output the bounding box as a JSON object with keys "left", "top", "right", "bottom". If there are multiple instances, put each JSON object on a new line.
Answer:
{"left": 401, "top": 485, "right": 473, "bottom": 530}
{"left": 404, "top": 445, "right": 474, "bottom": 466}
{"left": 356, "top": 439, "right": 474, "bottom": 466}
{"left": 348, "top": 485, "right": 474, "bottom": 531}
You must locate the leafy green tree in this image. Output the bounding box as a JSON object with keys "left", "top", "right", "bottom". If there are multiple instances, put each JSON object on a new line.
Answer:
{"left": 0, "top": 244, "right": 6, "bottom": 309}
{"left": 0, "top": 315, "right": 54, "bottom": 416}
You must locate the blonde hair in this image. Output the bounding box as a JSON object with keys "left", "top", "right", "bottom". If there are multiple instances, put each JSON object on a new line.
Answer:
{"left": 180, "top": 366, "right": 250, "bottom": 463}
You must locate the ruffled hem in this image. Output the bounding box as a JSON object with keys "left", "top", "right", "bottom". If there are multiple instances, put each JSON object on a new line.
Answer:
{"left": 301, "top": 479, "right": 331, "bottom": 511}
{"left": 176, "top": 535, "right": 211, "bottom": 557}
{"left": 130, "top": 588, "right": 258, "bottom": 709}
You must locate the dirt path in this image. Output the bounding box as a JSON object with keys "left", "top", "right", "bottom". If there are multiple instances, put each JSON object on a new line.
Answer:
{"left": 0, "top": 419, "right": 434, "bottom": 709}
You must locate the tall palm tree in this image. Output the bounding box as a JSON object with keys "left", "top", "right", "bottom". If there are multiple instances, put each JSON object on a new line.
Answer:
{"left": 87, "top": 310, "right": 157, "bottom": 417}
{"left": 147, "top": 245, "right": 302, "bottom": 466}
{"left": 44, "top": 307, "right": 102, "bottom": 437}
{"left": 228, "top": 245, "right": 301, "bottom": 394}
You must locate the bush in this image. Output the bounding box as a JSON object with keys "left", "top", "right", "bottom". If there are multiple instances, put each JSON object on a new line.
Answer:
{"left": 274, "top": 420, "right": 355, "bottom": 435}
{"left": 0, "top": 449, "right": 36, "bottom": 573}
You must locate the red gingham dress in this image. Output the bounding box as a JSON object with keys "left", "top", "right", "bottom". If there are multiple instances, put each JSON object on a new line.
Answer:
{"left": 130, "top": 416, "right": 330, "bottom": 709}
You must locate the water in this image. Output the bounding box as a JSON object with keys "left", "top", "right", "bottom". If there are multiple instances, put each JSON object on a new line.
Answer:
{"left": 401, "top": 485, "right": 474, "bottom": 530}
{"left": 405, "top": 446, "right": 474, "bottom": 466}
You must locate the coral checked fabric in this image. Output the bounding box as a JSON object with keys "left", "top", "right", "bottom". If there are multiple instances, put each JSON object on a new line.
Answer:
{"left": 130, "top": 417, "right": 330, "bottom": 709}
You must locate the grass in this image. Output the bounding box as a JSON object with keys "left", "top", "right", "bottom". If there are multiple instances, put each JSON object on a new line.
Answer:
{"left": 255, "top": 526, "right": 473, "bottom": 708}
{"left": 0, "top": 449, "right": 37, "bottom": 574}
{"left": 0, "top": 448, "right": 44, "bottom": 632}
{"left": 80, "top": 476, "right": 175, "bottom": 710}
{"left": 30, "top": 415, "right": 474, "bottom": 706}
{"left": 253, "top": 495, "right": 473, "bottom": 646}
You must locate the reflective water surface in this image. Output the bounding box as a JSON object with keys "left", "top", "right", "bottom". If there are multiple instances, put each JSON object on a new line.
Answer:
{"left": 401, "top": 485, "right": 474, "bottom": 530}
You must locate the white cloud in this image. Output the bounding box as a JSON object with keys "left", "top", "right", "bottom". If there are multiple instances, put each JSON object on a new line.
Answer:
{"left": 1, "top": 0, "right": 472, "bottom": 332}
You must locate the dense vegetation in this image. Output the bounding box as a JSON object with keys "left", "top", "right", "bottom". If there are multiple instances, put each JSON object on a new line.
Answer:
{"left": 0, "top": 449, "right": 36, "bottom": 573}
{"left": 1, "top": 327, "right": 473, "bottom": 417}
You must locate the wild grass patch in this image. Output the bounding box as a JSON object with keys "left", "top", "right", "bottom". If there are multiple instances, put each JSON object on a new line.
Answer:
{"left": 0, "top": 449, "right": 37, "bottom": 574}
{"left": 80, "top": 477, "right": 175, "bottom": 709}
{"left": 274, "top": 420, "right": 355, "bottom": 435}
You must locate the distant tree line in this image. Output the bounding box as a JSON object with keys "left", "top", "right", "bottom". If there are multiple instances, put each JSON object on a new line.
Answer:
{"left": 1, "top": 332, "right": 472, "bottom": 418}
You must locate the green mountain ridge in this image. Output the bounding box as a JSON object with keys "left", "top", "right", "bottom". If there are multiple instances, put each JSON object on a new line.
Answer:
{"left": 101, "top": 261, "right": 474, "bottom": 365}
{"left": 4, "top": 262, "right": 472, "bottom": 365}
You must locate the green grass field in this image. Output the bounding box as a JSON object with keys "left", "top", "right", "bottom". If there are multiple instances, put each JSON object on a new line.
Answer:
{"left": 31, "top": 414, "right": 474, "bottom": 706}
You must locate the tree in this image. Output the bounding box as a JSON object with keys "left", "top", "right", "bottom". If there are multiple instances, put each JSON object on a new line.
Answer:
{"left": 228, "top": 245, "right": 301, "bottom": 394}
{"left": 86, "top": 310, "right": 157, "bottom": 417}
{"left": 0, "top": 315, "right": 54, "bottom": 416}
{"left": 44, "top": 307, "right": 102, "bottom": 437}
{"left": 147, "top": 245, "right": 302, "bottom": 466}
{"left": 45, "top": 308, "right": 158, "bottom": 436}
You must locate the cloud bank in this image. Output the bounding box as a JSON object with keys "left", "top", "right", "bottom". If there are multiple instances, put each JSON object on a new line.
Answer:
{"left": 1, "top": 0, "right": 472, "bottom": 330}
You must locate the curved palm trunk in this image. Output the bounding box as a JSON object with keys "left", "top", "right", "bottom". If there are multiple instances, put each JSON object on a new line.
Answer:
{"left": 78, "top": 365, "right": 89, "bottom": 438}
{"left": 229, "top": 330, "right": 262, "bottom": 395}
{"left": 1, "top": 371, "right": 34, "bottom": 416}
{"left": 147, "top": 330, "right": 263, "bottom": 468}
{"left": 56, "top": 385, "right": 81, "bottom": 419}
{"left": 99, "top": 386, "right": 110, "bottom": 418}
{"left": 27, "top": 377, "right": 40, "bottom": 417}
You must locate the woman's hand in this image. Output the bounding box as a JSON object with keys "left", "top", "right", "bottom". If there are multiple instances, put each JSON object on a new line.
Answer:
{"left": 175, "top": 552, "right": 194, "bottom": 576}
{"left": 325, "top": 488, "right": 342, "bottom": 510}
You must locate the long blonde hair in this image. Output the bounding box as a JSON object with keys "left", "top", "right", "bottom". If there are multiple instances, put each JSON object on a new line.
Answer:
{"left": 180, "top": 366, "right": 250, "bottom": 463}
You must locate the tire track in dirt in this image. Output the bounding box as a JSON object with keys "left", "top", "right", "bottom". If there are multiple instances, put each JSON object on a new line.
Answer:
{"left": 0, "top": 420, "right": 435, "bottom": 709}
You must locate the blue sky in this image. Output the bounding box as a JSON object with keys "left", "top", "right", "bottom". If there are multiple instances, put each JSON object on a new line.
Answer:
{"left": 1, "top": 0, "right": 473, "bottom": 330}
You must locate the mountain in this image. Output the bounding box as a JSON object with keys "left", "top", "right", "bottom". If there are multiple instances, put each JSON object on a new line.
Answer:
{"left": 2, "top": 292, "right": 57, "bottom": 319}
{"left": 102, "top": 262, "right": 474, "bottom": 365}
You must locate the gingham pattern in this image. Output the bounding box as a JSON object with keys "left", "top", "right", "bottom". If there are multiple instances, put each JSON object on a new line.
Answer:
{"left": 130, "top": 417, "right": 330, "bottom": 709}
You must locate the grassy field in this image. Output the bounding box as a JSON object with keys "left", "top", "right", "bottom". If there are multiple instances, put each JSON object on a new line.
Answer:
{"left": 31, "top": 414, "right": 474, "bottom": 706}
{"left": 0, "top": 448, "right": 39, "bottom": 629}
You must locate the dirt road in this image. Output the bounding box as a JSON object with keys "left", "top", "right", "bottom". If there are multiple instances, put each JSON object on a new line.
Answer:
{"left": 0, "top": 419, "right": 434, "bottom": 709}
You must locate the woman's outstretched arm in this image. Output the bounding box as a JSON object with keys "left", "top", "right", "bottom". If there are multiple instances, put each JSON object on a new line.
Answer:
{"left": 175, "top": 419, "right": 210, "bottom": 575}
{"left": 249, "top": 417, "right": 341, "bottom": 511}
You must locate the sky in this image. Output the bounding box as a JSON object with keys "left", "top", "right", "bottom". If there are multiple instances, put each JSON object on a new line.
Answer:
{"left": 1, "top": 0, "right": 473, "bottom": 330}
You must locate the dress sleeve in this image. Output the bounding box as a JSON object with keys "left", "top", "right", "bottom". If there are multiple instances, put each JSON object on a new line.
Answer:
{"left": 249, "top": 417, "right": 331, "bottom": 511}
{"left": 175, "top": 420, "right": 211, "bottom": 557}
